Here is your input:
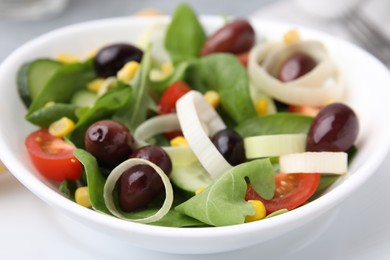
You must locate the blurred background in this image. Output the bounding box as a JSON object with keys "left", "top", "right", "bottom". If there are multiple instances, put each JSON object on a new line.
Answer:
{"left": 0, "top": 0, "right": 389, "bottom": 66}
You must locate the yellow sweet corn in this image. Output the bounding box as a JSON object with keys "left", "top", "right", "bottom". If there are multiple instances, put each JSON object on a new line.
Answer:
{"left": 245, "top": 200, "right": 266, "bottom": 222}
{"left": 170, "top": 136, "right": 189, "bottom": 147}
{"left": 150, "top": 62, "right": 174, "bottom": 81}
{"left": 57, "top": 53, "right": 80, "bottom": 64}
{"left": 48, "top": 117, "right": 75, "bottom": 138}
{"left": 87, "top": 78, "right": 105, "bottom": 93}
{"left": 195, "top": 187, "right": 205, "bottom": 195}
{"left": 75, "top": 187, "right": 91, "bottom": 208}
{"left": 44, "top": 101, "right": 55, "bottom": 107}
{"left": 255, "top": 98, "right": 268, "bottom": 116}
{"left": 117, "top": 61, "right": 140, "bottom": 82}
{"left": 283, "top": 29, "right": 301, "bottom": 44}
{"left": 203, "top": 90, "right": 220, "bottom": 108}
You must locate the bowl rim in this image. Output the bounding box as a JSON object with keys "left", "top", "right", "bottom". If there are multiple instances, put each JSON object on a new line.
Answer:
{"left": 1, "top": 15, "right": 390, "bottom": 240}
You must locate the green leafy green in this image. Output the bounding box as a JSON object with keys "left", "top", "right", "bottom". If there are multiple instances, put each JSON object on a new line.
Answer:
{"left": 113, "top": 45, "right": 152, "bottom": 132}
{"left": 188, "top": 53, "right": 257, "bottom": 124}
{"left": 73, "top": 149, "right": 111, "bottom": 215}
{"left": 26, "top": 60, "right": 96, "bottom": 115}
{"left": 70, "top": 82, "right": 133, "bottom": 148}
{"left": 235, "top": 113, "right": 314, "bottom": 138}
{"left": 265, "top": 209, "right": 288, "bottom": 218}
{"left": 26, "top": 103, "right": 78, "bottom": 128}
{"left": 175, "top": 159, "right": 275, "bottom": 227}
{"left": 165, "top": 3, "right": 207, "bottom": 64}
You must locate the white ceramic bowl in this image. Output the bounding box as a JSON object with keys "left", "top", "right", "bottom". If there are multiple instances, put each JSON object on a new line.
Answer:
{"left": 0, "top": 16, "right": 390, "bottom": 255}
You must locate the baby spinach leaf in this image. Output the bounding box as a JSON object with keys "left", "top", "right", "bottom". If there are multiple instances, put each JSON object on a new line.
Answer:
{"left": 26, "top": 60, "right": 96, "bottom": 115}
{"left": 113, "top": 45, "right": 152, "bottom": 132}
{"left": 175, "top": 159, "right": 275, "bottom": 227}
{"left": 26, "top": 103, "right": 78, "bottom": 128}
{"left": 73, "top": 149, "right": 111, "bottom": 215}
{"left": 235, "top": 113, "right": 314, "bottom": 138}
{"left": 70, "top": 82, "right": 133, "bottom": 148}
{"left": 189, "top": 54, "right": 257, "bottom": 124}
{"left": 165, "top": 3, "right": 206, "bottom": 64}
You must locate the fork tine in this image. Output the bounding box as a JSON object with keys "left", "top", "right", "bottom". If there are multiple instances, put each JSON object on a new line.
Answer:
{"left": 341, "top": 8, "right": 390, "bottom": 66}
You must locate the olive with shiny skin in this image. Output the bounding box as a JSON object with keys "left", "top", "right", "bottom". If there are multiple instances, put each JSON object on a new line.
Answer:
{"left": 211, "top": 129, "right": 246, "bottom": 166}
{"left": 117, "top": 145, "right": 172, "bottom": 212}
{"left": 200, "top": 19, "right": 255, "bottom": 56}
{"left": 85, "top": 120, "right": 135, "bottom": 168}
{"left": 118, "top": 165, "right": 162, "bottom": 212}
{"left": 93, "top": 43, "right": 143, "bottom": 78}
{"left": 277, "top": 52, "right": 317, "bottom": 82}
{"left": 306, "top": 103, "right": 359, "bottom": 152}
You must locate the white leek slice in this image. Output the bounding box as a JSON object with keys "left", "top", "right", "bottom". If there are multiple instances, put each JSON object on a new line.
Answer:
{"left": 176, "top": 90, "right": 233, "bottom": 180}
{"left": 244, "top": 134, "right": 307, "bottom": 159}
{"left": 279, "top": 152, "right": 348, "bottom": 175}
{"left": 136, "top": 22, "right": 171, "bottom": 63}
{"left": 104, "top": 158, "right": 173, "bottom": 223}
{"left": 248, "top": 42, "right": 345, "bottom": 106}
{"left": 133, "top": 113, "right": 198, "bottom": 166}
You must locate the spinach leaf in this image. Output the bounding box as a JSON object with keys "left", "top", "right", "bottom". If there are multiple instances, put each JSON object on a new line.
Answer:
{"left": 175, "top": 159, "right": 275, "bottom": 227}
{"left": 26, "top": 103, "right": 78, "bottom": 128}
{"left": 165, "top": 3, "right": 206, "bottom": 64}
{"left": 26, "top": 60, "right": 96, "bottom": 115}
{"left": 113, "top": 45, "right": 152, "bottom": 132}
{"left": 188, "top": 54, "right": 257, "bottom": 124}
{"left": 235, "top": 113, "right": 314, "bottom": 138}
{"left": 70, "top": 82, "right": 133, "bottom": 148}
{"left": 73, "top": 149, "right": 111, "bottom": 215}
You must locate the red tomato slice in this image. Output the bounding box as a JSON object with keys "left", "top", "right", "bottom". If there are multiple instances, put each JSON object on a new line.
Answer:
{"left": 245, "top": 173, "right": 320, "bottom": 214}
{"left": 288, "top": 105, "right": 321, "bottom": 117}
{"left": 157, "top": 81, "right": 192, "bottom": 114}
{"left": 25, "top": 129, "right": 83, "bottom": 181}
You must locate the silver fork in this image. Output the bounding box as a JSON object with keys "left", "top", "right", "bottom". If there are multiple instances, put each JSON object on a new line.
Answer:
{"left": 340, "top": 5, "right": 390, "bottom": 67}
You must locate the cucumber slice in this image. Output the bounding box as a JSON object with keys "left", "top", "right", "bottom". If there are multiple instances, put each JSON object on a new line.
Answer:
{"left": 17, "top": 59, "right": 62, "bottom": 107}
{"left": 71, "top": 90, "right": 97, "bottom": 107}
{"left": 244, "top": 133, "right": 307, "bottom": 159}
{"left": 170, "top": 163, "right": 213, "bottom": 195}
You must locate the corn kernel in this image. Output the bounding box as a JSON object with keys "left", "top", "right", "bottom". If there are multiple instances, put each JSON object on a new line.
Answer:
{"left": 0, "top": 161, "right": 8, "bottom": 174}
{"left": 255, "top": 98, "right": 268, "bottom": 116}
{"left": 245, "top": 200, "right": 266, "bottom": 222}
{"left": 283, "top": 29, "right": 301, "bottom": 44}
{"left": 170, "top": 136, "right": 189, "bottom": 147}
{"left": 75, "top": 186, "right": 91, "bottom": 208}
{"left": 203, "top": 90, "right": 220, "bottom": 108}
{"left": 87, "top": 78, "right": 105, "bottom": 93}
{"left": 195, "top": 187, "right": 205, "bottom": 195}
{"left": 44, "top": 101, "right": 55, "bottom": 107}
{"left": 150, "top": 63, "right": 174, "bottom": 81}
{"left": 134, "top": 8, "right": 164, "bottom": 17}
{"left": 117, "top": 61, "right": 140, "bottom": 82}
{"left": 48, "top": 117, "right": 75, "bottom": 138}
{"left": 57, "top": 53, "right": 80, "bottom": 64}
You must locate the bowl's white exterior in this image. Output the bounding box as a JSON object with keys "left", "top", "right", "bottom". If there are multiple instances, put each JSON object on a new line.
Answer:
{"left": 0, "top": 16, "right": 389, "bottom": 254}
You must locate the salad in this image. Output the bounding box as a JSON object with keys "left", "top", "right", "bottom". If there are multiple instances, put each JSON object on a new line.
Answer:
{"left": 18, "top": 4, "right": 359, "bottom": 227}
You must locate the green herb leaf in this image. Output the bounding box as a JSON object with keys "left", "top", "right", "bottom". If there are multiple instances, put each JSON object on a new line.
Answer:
{"left": 175, "top": 159, "right": 275, "bottom": 226}
{"left": 235, "top": 113, "right": 314, "bottom": 137}
{"left": 113, "top": 45, "right": 152, "bottom": 131}
{"left": 26, "top": 103, "right": 78, "bottom": 128}
{"left": 26, "top": 60, "right": 96, "bottom": 115}
{"left": 165, "top": 3, "right": 206, "bottom": 64}
{"left": 73, "top": 149, "right": 111, "bottom": 215}
{"left": 70, "top": 81, "right": 133, "bottom": 148}
{"left": 188, "top": 53, "right": 257, "bottom": 124}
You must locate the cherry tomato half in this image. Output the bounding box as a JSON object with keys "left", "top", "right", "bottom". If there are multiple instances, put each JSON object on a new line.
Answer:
{"left": 157, "top": 81, "right": 192, "bottom": 114}
{"left": 245, "top": 173, "right": 320, "bottom": 214}
{"left": 25, "top": 129, "right": 83, "bottom": 181}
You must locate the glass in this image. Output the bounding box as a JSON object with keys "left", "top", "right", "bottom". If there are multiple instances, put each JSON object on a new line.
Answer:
{"left": 0, "top": 0, "right": 68, "bottom": 20}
